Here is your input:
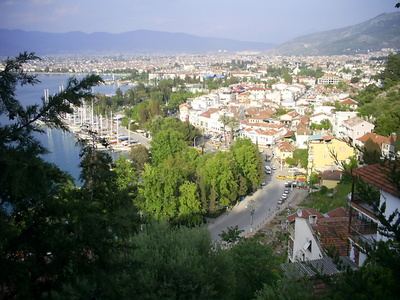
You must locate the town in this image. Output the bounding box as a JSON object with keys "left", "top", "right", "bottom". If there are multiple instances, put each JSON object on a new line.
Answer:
{"left": 3, "top": 49, "right": 400, "bottom": 299}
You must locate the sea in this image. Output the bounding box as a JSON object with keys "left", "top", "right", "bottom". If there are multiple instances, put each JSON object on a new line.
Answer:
{"left": 12, "top": 73, "right": 132, "bottom": 185}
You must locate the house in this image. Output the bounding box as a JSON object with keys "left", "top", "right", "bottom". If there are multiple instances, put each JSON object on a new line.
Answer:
{"left": 340, "top": 116, "right": 375, "bottom": 144}
{"left": 240, "top": 127, "right": 283, "bottom": 146}
{"left": 309, "top": 112, "right": 332, "bottom": 126}
{"left": 275, "top": 140, "right": 295, "bottom": 164}
{"left": 348, "top": 163, "right": 400, "bottom": 266}
{"left": 197, "top": 108, "right": 221, "bottom": 133}
{"left": 279, "top": 111, "right": 299, "bottom": 128}
{"left": 320, "top": 170, "right": 342, "bottom": 189}
{"left": 295, "top": 123, "right": 312, "bottom": 149}
{"left": 338, "top": 97, "right": 358, "bottom": 110}
{"left": 356, "top": 132, "right": 398, "bottom": 158}
{"left": 287, "top": 207, "right": 350, "bottom": 262}
{"left": 308, "top": 138, "right": 354, "bottom": 174}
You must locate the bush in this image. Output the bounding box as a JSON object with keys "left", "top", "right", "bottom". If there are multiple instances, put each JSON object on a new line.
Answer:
{"left": 319, "top": 185, "right": 328, "bottom": 195}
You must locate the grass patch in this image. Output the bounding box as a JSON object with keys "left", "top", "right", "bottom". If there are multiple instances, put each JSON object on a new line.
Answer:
{"left": 302, "top": 183, "right": 351, "bottom": 213}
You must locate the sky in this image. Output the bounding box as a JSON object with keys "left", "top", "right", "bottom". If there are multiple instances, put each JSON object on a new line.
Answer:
{"left": 0, "top": 0, "right": 398, "bottom": 44}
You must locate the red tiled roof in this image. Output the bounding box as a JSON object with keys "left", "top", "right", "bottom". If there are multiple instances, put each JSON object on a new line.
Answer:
{"left": 314, "top": 216, "right": 349, "bottom": 256}
{"left": 356, "top": 133, "right": 390, "bottom": 148}
{"left": 321, "top": 170, "right": 342, "bottom": 181}
{"left": 352, "top": 163, "right": 399, "bottom": 197}
{"left": 287, "top": 208, "right": 324, "bottom": 223}
{"left": 277, "top": 140, "right": 295, "bottom": 152}
{"left": 326, "top": 207, "right": 348, "bottom": 218}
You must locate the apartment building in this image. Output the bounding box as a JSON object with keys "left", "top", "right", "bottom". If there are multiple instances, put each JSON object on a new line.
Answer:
{"left": 308, "top": 138, "right": 354, "bottom": 174}
{"left": 340, "top": 116, "right": 375, "bottom": 143}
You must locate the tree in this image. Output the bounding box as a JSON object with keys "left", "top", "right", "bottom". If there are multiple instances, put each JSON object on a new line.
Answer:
{"left": 0, "top": 53, "right": 144, "bottom": 299}
{"left": 219, "top": 225, "right": 244, "bottom": 244}
{"left": 395, "top": 127, "right": 400, "bottom": 153}
{"left": 219, "top": 114, "right": 230, "bottom": 147}
{"left": 124, "top": 222, "right": 236, "bottom": 300}
{"left": 285, "top": 156, "right": 297, "bottom": 166}
{"left": 232, "top": 138, "right": 264, "bottom": 193}
{"left": 128, "top": 144, "right": 150, "bottom": 173}
{"left": 229, "top": 240, "right": 278, "bottom": 300}
{"left": 293, "top": 149, "right": 308, "bottom": 168}
{"left": 149, "top": 128, "right": 188, "bottom": 165}
{"left": 363, "top": 138, "right": 382, "bottom": 165}
{"left": 178, "top": 181, "right": 203, "bottom": 225}
{"left": 379, "top": 52, "right": 400, "bottom": 88}
{"left": 226, "top": 116, "right": 239, "bottom": 144}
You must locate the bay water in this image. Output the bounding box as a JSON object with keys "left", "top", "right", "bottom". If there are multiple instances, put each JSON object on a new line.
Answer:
{"left": 12, "top": 74, "right": 131, "bottom": 185}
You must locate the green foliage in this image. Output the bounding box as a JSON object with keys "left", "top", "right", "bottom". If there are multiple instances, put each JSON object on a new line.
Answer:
{"left": 355, "top": 53, "right": 400, "bottom": 136}
{"left": 198, "top": 151, "right": 239, "bottom": 209}
{"left": 232, "top": 138, "right": 264, "bottom": 193}
{"left": 341, "top": 156, "right": 358, "bottom": 183}
{"left": 362, "top": 138, "right": 382, "bottom": 165}
{"left": 149, "top": 128, "right": 188, "bottom": 165}
{"left": 379, "top": 52, "right": 400, "bottom": 88}
{"left": 293, "top": 149, "right": 308, "bottom": 168}
{"left": 395, "top": 127, "right": 400, "bottom": 153}
{"left": 309, "top": 172, "right": 320, "bottom": 185}
{"left": 219, "top": 225, "right": 244, "bottom": 244}
{"left": 0, "top": 53, "right": 141, "bottom": 299}
{"left": 126, "top": 222, "right": 236, "bottom": 300}
{"left": 310, "top": 118, "right": 332, "bottom": 130}
{"left": 128, "top": 144, "right": 150, "bottom": 173}
{"left": 229, "top": 240, "right": 278, "bottom": 300}
{"left": 255, "top": 274, "right": 316, "bottom": 300}
{"left": 150, "top": 116, "right": 198, "bottom": 144}
{"left": 319, "top": 185, "right": 328, "bottom": 194}
{"left": 285, "top": 156, "right": 297, "bottom": 166}
{"left": 303, "top": 183, "right": 351, "bottom": 213}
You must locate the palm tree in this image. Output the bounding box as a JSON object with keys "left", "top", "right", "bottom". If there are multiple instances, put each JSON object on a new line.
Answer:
{"left": 226, "top": 116, "right": 239, "bottom": 146}
{"left": 219, "top": 114, "right": 230, "bottom": 147}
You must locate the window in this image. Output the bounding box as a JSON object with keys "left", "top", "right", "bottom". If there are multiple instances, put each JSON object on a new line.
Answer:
{"left": 303, "top": 240, "right": 312, "bottom": 252}
{"left": 324, "top": 155, "right": 328, "bottom": 159}
{"left": 340, "top": 147, "right": 345, "bottom": 152}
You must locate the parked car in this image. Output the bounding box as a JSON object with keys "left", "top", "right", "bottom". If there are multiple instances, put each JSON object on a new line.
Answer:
{"left": 264, "top": 166, "right": 272, "bottom": 174}
{"left": 281, "top": 194, "right": 288, "bottom": 200}
{"left": 271, "top": 165, "right": 277, "bottom": 170}
{"left": 285, "top": 181, "right": 297, "bottom": 187}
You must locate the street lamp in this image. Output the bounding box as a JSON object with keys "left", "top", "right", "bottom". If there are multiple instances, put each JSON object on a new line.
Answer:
{"left": 194, "top": 136, "right": 198, "bottom": 147}
{"left": 249, "top": 200, "right": 255, "bottom": 232}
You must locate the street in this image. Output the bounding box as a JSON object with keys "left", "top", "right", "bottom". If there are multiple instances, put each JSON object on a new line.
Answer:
{"left": 116, "top": 125, "right": 305, "bottom": 242}
{"left": 207, "top": 153, "right": 306, "bottom": 242}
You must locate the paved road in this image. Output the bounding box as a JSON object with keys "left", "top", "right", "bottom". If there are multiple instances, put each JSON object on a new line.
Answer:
{"left": 207, "top": 156, "right": 304, "bottom": 242}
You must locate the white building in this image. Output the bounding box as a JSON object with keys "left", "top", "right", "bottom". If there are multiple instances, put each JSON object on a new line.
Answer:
{"left": 349, "top": 163, "right": 400, "bottom": 266}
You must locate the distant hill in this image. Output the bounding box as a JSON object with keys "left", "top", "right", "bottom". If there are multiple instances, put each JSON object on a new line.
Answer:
{"left": 0, "top": 29, "right": 276, "bottom": 56}
{"left": 268, "top": 12, "right": 400, "bottom": 56}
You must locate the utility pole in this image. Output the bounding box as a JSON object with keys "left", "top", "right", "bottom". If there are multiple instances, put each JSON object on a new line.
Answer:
{"left": 249, "top": 199, "right": 255, "bottom": 232}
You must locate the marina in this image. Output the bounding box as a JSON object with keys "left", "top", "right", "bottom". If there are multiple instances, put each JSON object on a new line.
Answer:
{"left": 16, "top": 74, "right": 145, "bottom": 183}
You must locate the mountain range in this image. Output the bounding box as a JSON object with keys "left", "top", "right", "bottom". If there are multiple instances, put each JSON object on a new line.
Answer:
{"left": 0, "top": 12, "right": 399, "bottom": 56}
{"left": 270, "top": 12, "right": 400, "bottom": 56}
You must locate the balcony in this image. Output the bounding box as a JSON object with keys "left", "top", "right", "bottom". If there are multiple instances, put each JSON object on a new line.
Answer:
{"left": 349, "top": 213, "right": 378, "bottom": 246}
{"left": 350, "top": 194, "right": 377, "bottom": 221}
{"left": 287, "top": 222, "right": 295, "bottom": 239}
